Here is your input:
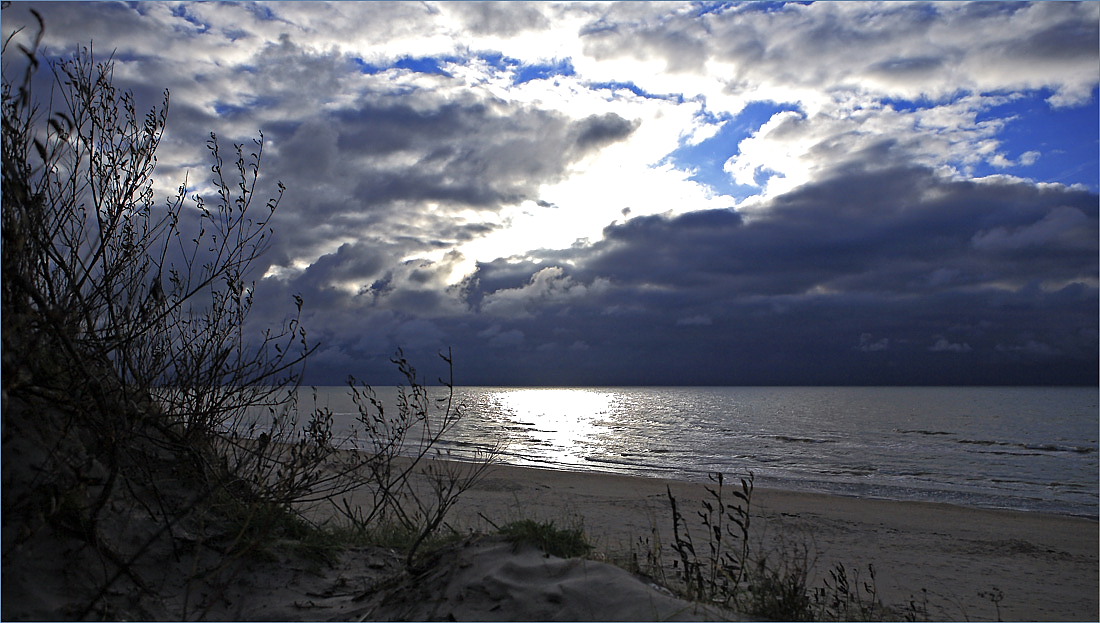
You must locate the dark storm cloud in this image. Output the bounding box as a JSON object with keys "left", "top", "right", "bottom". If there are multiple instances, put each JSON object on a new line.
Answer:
{"left": 295, "top": 242, "right": 390, "bottom": 290}
{"left": 295, "top": 103, "right": 637, "bottom": 210}
{"left": 436, "top": 164, "right": 1098, "bottom": 386}
{"left": 241, "top": 36, "right": 592, "bottom": 204}
{"left": 586, "top": 165, "right": 1097, "bottom": 297}
{"left": 867, "top": 56, "right": 945, "bottom": 79}
{"left": 281, "top": 159, "right": 1096, "bottom": 386}
{"left": 581, "top": 10, "right": 709, "bottom": 73}
{"left": 1006, "top": 10, "right": 1099, "bottom": 61}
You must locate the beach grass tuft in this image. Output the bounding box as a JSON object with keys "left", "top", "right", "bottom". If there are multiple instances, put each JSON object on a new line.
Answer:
{"left": 662, "top": 471, "right": 931, "bottom": 621}
{"left": 497, "top": 518, "right": 593, "bottom": 558}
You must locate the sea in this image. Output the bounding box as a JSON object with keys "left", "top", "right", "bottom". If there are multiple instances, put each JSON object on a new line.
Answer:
{"left": 299, "top": 386, "right": 1098, "bottom": 518}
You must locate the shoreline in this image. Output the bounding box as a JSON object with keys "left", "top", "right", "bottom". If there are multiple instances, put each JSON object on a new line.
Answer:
{"left": 406, "top": 459, "right": 1099, "bottom": 621}
{"left": 437, "top": 451, "right": 1100, "bottom": 519}
{"left": 465, "top": 458, "right": 1100, "bottom": 519}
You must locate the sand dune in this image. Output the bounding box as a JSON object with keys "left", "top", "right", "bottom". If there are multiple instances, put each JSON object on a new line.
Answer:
{"left": 431, "top": 463, "right": 1099, "bottom": 622}
{"left": 356, "top": 537, "right": 737, "bottom": 621}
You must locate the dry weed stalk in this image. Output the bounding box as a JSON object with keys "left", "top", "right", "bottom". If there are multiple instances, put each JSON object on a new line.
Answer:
{"left": 663, "top": 472, "right": 928, "bottom": 621}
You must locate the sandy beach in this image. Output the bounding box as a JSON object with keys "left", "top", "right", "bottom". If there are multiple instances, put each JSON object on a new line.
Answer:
{"left": 420, "top": 462, "right": 1100, "bottom": 622}
{"left": 4, "top": 443, "right": 1097, "bottom": 621}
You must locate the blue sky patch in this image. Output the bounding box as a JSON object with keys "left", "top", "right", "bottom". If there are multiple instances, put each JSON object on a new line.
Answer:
{"left": 692, "top": 2, "right": 736, "bottom": 18}
{"left": 170, "top": 4, "right": 209, "bottom": 33}
{"left": 667, "top": 101, "right": 802, "bottom": 199}
{"left": 353, "top": 57, "right": 384, "bottom": 75}
{"left": 588, "top": 80, "right": 682, "bottom": 104}
{"left": 514, "top": 59, "right": 575, "bottom": 85}
{"left": 732, "top": 1, "right": 813, "bottom": 15}
{"left": 880, "top": 95, "right": 938, "bottom": 113}
{"left": 474, "top": 53, "right": 575, "bottom": 85}
{"left": 214, "top": 102, "right": 247, "bottom": 117}
{"left": 393, "top": 56, "right": 454, "bottom": 77}
{"left": 214, "top": 95, "right": 278, "bottom": 118}
{"left": 476, "top": 52, "right": 518, "bottom": 72}
{"left": 246, "top": 3, "right": 279, "bottom": 22}
{"left": 352, "top": 56, "right": 459, "bottom": 77}
{"left": 974, "top": 88, "right": 1099, "bottom": 190}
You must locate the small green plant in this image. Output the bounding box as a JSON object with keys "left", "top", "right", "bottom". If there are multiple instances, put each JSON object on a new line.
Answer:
{"left": 496, "top": 519, "right": 593, "bottom": 559}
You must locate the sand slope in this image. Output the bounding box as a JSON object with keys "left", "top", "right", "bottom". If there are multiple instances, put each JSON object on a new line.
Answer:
{"left": 356, "top": 536, "right": 737, "bottom": 621}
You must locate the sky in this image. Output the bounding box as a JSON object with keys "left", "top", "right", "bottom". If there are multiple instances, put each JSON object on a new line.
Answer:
{"left": 4, "top": 1, "right": 1098, "bottom": 386}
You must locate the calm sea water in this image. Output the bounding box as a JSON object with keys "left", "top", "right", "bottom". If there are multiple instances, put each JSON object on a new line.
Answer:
{"left": 302, "top": 386, "right": 1098, "bottom": 518}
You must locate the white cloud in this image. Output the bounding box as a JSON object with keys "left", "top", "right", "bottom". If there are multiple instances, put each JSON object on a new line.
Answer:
{"left": 1019, "top": 150, "right": 1041, "bottom": 167}
{"left": 12, "top": 1, "right": 1093, "bottom": 217}
{"left": 725, "top": 91, "right": 1049, "bottom": 208}
{"left": 859, "top": 333, "right": 890, "bottom": 352}
{"left": 997, "top": 339, "right": 1060, "bottom": 358}
{"left": 930, "top": 337, "right": 972, "bottom": 353}
{"left": 6, "top": 0, "right": 1095, "bottom": 336}
{"left": 480, "top": 266, "right": 608, "bottom": 318}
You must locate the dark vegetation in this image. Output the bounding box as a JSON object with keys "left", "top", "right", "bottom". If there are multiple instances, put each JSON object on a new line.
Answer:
{"left": 632, "top": 473, "right": 932, "bottom": 621}
{"left": 492, "top": 518, "right": 593, "bottom": 559}
{"left": 2, "top": 13, "right": 492, "bottom": 619}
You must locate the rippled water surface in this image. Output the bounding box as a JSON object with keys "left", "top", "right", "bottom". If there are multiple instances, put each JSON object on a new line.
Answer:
{"left": 306, "top": 386, "right": 1098, "bottom": 517}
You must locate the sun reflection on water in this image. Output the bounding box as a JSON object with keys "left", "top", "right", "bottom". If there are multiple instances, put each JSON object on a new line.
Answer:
{"left": 493, "top": 388, "right": 615, "bottom": 467}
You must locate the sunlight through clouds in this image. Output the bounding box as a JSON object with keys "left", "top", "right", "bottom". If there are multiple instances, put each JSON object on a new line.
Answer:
{"left": 6, "top": 1, "right": 1094, "bottom": 385}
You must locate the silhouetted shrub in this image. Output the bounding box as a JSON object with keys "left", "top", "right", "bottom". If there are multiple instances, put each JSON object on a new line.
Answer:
{"left": 2, "top": 13, "right": 492, "bottom": 617}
